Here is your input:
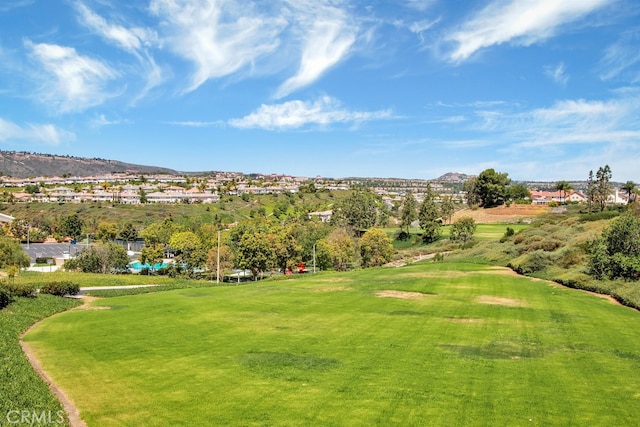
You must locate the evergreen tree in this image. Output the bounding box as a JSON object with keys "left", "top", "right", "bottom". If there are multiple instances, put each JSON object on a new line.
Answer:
{"left": 418, "top": 184, "right": 441, "bottom": 243}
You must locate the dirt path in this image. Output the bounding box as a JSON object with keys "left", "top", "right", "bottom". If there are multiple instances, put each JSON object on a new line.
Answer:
{"left": 20, "top": 297, "right": 97, "bottom": 427}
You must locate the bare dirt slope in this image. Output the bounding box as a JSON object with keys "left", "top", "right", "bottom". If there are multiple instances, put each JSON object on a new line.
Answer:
{"left": 451, "top": 205, "right": 549, "bottom": 223}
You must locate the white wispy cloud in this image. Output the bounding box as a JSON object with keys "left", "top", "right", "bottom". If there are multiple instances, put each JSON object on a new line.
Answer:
{"left": 75, "top": 2, "right": 157, "bottom": 53}
{"left": 149, "top": 0, "right": 285, "bottom": 93}
{"left": 0, "top": 117, "right": 74, "bottom": 145}
{"left": 0, "top": 0, "right": 33, "bottom": 13}
{"left": 444, "top": 0, "right": 610, "bottom": 62}
{"left": 75, "top": 2, "right": 163, "bottom": 101}
{"left": 229, "top": 96, "right": 393, "bottom": 130}
{"left": 275, "top": 2, "right": 357, "bottom": 98}
{"left": 544, "top": 62, "right": 569, "bottom": 85}
{"left": 90, "top": 114, "right": 133, "bottom": 127}
{"left": 473, "top": 95, "right": 640, "bottom": 148}
{"left": 599, "top": 30, "right": 640, "bottom": 82}
{"left": 25, "top": 40, "right": 118, "bottom": 113}
{"left": 166, "top": 120, "right": 225, "bottom": 128}
{"left": 405, "top": 0, "right": 436, "bottom": 12}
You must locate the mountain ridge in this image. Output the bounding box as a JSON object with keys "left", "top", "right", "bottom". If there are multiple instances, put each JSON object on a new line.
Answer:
{"left": 0, "top": 151, "right": 178, "bottom": 178}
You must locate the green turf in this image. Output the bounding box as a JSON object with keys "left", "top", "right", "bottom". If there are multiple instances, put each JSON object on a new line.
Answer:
{"left": 24, "top": 262, "right": 640, "bottom": 426}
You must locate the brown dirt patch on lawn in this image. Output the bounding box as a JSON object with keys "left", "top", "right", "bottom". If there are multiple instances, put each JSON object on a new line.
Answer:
{"left": 477, "top": 295, "right": 527, "bottom": 307}
{"left": 312, "top": 286, "right": 353, "bottom": 293}
{"left": 447, "top": 317, "right": 484, "bottom": 323}
{"left": 376, "top": 290, "right": 430, "bottom": 300}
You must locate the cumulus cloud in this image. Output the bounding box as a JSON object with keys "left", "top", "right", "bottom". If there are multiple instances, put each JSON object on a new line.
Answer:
{"left": 275, "top": 2, "right": 357, "bottom": 98}
{"left": 150, "top": 0, "right": 285, "bottom": 93}
{"left": 229, "top": 96, "right": 393, "bottom": 130}
{"left": 444, "top": 0, "right": 610, "bottom": 62}
{"left": 0, "top": 117, "right": 74, "bottom": 145}
{"left": 25, "top": 40, "right": 118, "bottom": 113}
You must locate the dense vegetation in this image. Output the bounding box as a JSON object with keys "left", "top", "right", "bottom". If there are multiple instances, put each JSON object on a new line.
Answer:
{"left": 0, "top": 294, "right": 80, "bottom": 426}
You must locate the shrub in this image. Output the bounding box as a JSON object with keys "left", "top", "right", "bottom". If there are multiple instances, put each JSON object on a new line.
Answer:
{"left": 39, "top": 281, "right": 80, "bottom": 297}
{"left": 587, "top": 212, "right": 640, "bottom": 280}
{"left": 509, "top": 250, "right": 554, "bottom": 275}
{"left": 0, "top": 287, "right": 12, "bottom": 309}
{"left": 450, "top": 217, "right": 477, "bottom": 243}
{"left": 1, "top": 282, "right": 37, "bottom": 298}
{"left": 499, "top": 227, "right": 515, "bottom": 243}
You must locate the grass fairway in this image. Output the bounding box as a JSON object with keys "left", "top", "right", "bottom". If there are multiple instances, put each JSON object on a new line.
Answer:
{"left": 24, "top": 262, "right": 640, "bottom": 426}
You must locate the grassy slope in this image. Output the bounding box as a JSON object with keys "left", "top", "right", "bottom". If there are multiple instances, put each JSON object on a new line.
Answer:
{"left": 0, "top": 191, "right": 345, "bottom": 230}
{"left": 446, "top": 208, "right": 640, "bottom": 309}
{"left": 24, "top": 262, "right": 640, "bottom": 426}
{"left": 0, "top": 295, "right": 80, "bottom": 426}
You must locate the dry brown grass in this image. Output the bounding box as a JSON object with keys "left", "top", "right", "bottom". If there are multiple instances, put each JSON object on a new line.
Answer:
{"left": 452, "top": 205, "right": 548, "bottom": 223}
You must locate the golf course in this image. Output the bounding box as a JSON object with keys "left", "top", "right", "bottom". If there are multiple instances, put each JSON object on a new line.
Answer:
{"left": 22, "top": 261, "right": 640, "bottom": 426}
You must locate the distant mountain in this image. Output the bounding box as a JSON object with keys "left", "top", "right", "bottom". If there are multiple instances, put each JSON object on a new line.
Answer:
{"left": 435, "top": 172, "right": 474, "bottom": 182}
{"left": 0, "top": 151, "right": 178, "bottom": 178}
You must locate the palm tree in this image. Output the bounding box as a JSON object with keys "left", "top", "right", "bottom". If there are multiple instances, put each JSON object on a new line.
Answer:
{"left": 621, "top": 181, "right": 637, "bottom": 204}
{"left": 555, "top": 181, "right": 573, "bottom": 204}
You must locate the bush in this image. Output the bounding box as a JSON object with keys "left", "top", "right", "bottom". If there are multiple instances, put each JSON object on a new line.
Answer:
{"left": 509, "top": 250, "right": 554, "bottom": 275}
{"left": 0, "top": 287, "right": 12, "bottom": 309}
{"left": 1, "top": 282, "right": 37, "bottom": 298}
{"left": 500, "top": 227, "right": 515, "bottom": 243}
{"left": 39, "top": 281, "right": 80, "bottom": 297}
{"left": 450, "top": 217, "right": 477, "bottom": 243}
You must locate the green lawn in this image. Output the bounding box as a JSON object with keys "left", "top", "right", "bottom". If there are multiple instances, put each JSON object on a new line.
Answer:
{"left": 24, "top": 262, "right": 640, "bottom": 426}
{"left": 388, "top": 223, "right": 530, "bottom": 250}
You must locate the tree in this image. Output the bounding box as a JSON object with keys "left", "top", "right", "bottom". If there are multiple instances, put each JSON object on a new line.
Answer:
{"left": 359, "top": 228, "right": 394, "bottom": 268}
{"left": 236, "top": 231, "right": 274, "bottom": 279}
{"left": 96, "top": 221, "right": 118, "bottom": 242}
{"left": 206, "top": 244, "right": 235, "bottom": 281}
{"left": 399, "top": 191, "right": 418, "bottom": 235}
{"left": 621, "top": 181, "right": 637, "bottom": 204}
{"left": 450, "top": 217, "right": 477, "bottom": 243}
{"left": 60, "top": 213, "right": 83, "bottom": 239}
{"left": 555, "top": 181, "right": 573, "bottom": 204}
{"left": 440, "top": 196, "right": 455, "bottom": 225}
{"left": 316, "top": 228, "right": 355, "bottom": 271}
{"left": 9, "top": 219, "right": 29, "bottom": 242}
{"left": 64, "top": 243, "right": 129, "bottom": 274}
{"left": 272, "top": 225, "right": 302, "bottom": 274}
{"left": 140, "top": 243, "right": 165, "bottom": 270}
{"left": 0, "top": 237, "right": 30, "bottom": 269}
{"left": 119, "top": 222, "right": 138, "bottom": 243}
{"left": 474, "top": 169, "right": 511, "bottom": 208}
{"left": 140, "top": 219, "right": 180, "bottom": 246}
{"left": 586, "top": 170, "right": 597, "bottom": 212}
{"left": 507, "top": 184, "right": 531, "bottom": 203}
{"left": 463, "top": 177, "right": 480, "bottom": 207}
{"left": 331, "top": 190, "right": 380, "bottom": 232}
{"left": 418, "top": 184, "right": 441, "bottom": 243}
{"left": 169, "top": 231, "right": 206, "bottom": 272}
{"left": 593, "top": 165, "right": 613, "bottom": 212}
{"left": 588, "top": 211, "right": 640, "bottom": 280}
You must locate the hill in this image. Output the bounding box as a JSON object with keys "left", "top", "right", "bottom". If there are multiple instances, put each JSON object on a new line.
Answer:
{"left": 0, "top": 151, "right": 177, "bottom": 178}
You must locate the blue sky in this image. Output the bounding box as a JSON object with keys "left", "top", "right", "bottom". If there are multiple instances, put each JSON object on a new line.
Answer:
{"left": 1, "top": 0, "right": 639, "bottom": 181}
